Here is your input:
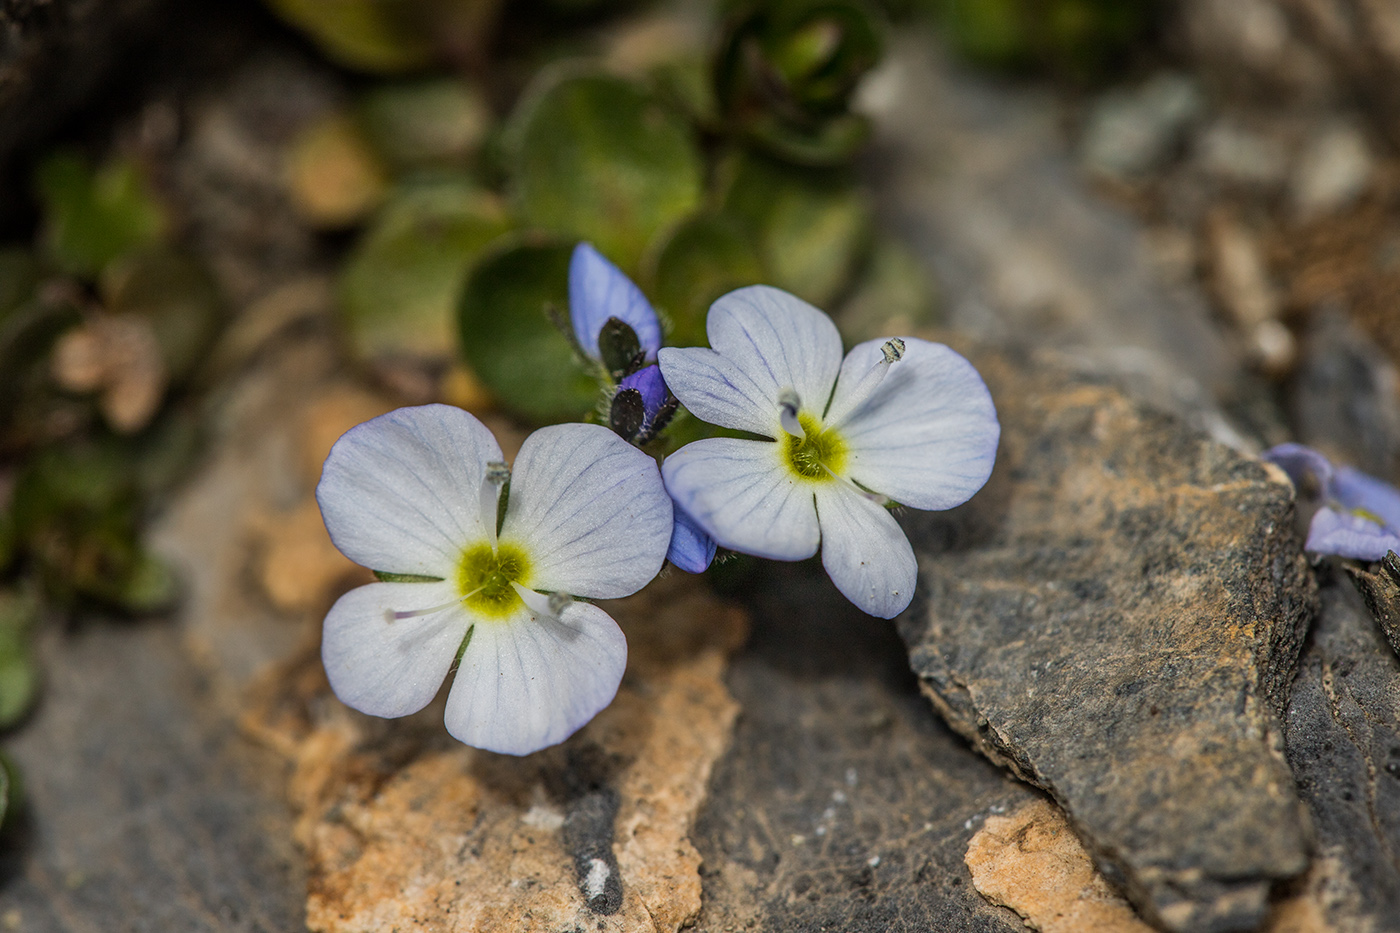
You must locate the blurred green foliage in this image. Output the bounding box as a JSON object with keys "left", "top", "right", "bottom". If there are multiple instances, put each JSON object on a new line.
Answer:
{"left": 264, "top": 0, "right": 438, "bottom": 73}
{"left": 269, "top": 0, "right": 941, "bottom": 423}
{"left": 714, "top": 0, "right": 884, "bottom": 165}
{"left": 0, "top": 591, "right": 39, "bottom": 730}
{"left": 34, "top": 152, "right": 167, "bottom": 279}
{"left": 458, "top": 237, "right": 600, "bottom": 423}
{"left": 102, "top": 247, "right": 224, "bottom": 385}
{"left": 12, "top": 440, "right": 179, "bottom": 613}
{"left": 505, "top": 70, "right": 704, "bottom": 272}
{"left": 359, "top": 79, "right": 492, "bottom": 171}
{"left": 933, "top": 0, "right": 1159, "bottom": 83}
{"left": 341, "top": 179, "right": 511, "bottom": 360}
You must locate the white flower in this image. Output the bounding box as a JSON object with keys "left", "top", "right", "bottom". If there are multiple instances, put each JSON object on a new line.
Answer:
{"left": 658, "top": 286, "right": 999, "bottom": 618}
{"left": 316, "top": 404, "right": 673, "bottom": 755}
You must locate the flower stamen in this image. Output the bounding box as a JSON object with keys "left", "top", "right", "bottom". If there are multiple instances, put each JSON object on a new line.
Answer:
{"left": 778, "top": 387, "right": 805, "bottom": 438}
{"left": 480, "top": 461, "right": 510, "bottom": 547}
{"left": 386, "top": 598, "right": 466, "bottom": 624}
{"left": 829, "top": 338, "right": 905, "bottom": 426}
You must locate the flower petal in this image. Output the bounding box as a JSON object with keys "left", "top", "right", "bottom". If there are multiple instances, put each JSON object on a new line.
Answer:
{"left": 1332, "top": 465, "right": 1400, "bottom": 530}
{"left": 662, "top": 438, "right": 819, "bottom": 561}
{"left": 814, "top": 486, "right": 918, "bottom": 618}
{"left": 502, "top": 422, "right": 671, "bottom": 599}
{"left": 569, "top": 242, "right": 661, "bottom": 360}
{"left": 666, "top": 502, "right": 717, "bottom": 573}
{"left": 321, "top": 580, "right": 469, "bottom": 718}
{"left": 444, "top": 599, "right": 627, "bottom": 755}
{"left": 1306, "top": 507, "right": 1400, "bottom": 561}
{"left": 317, "top": 404, "right": 500, "bottom": 577}
{"left": 828, "top": 338, "right": 999, "bottom": 511}
{"left": 1260, "top": 443, "right": 1334, "bottom": 498}
{"left": 659, "top": 286, "right": 843, "bottom": 436}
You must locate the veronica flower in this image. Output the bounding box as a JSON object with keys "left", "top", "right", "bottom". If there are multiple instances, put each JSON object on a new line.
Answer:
{"left": 658, "top": 286, "right": 999, "bottom": 618}
{"left": 316, "top": 404, "right": 673, "bottom": 756}
{"left": 1262, "top": 442, "right": 1400, "bottom": 560}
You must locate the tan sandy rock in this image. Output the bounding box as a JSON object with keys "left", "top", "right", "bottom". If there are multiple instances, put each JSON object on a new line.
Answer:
{"left": 967, "top": 798, "right": 1154, "bottom": 933}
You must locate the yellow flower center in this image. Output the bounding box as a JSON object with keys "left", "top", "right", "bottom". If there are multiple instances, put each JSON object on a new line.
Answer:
{"left": 783, "top": 412, "right": 847, "bottom": 481}
{"left": 456, "top": 541, "right": 531, "bottom": 619}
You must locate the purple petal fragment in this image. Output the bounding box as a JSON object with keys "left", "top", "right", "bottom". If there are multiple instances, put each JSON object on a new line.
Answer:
{"left": 1332, "top": 466, "right": 1400, "bottom": 530}
{"left": 1306, "top": 507, "right": 1400, "bottom": 562}
{"left": 569, "top": 242, "right": 662, "bottom": 362}
{"left": 1262, "top": 442, "right": 1400, "bottom": 560}
{"left": 1261, "top": 442, "right": 1334, "bottom": 497}
{"left": 666, "top": 503, "right": 717, "bottom": 573}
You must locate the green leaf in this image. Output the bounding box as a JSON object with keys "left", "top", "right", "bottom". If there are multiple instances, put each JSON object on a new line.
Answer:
{"left": 714, "top": 0, "right": 883, "bottom": 164}
{"left": 506, "top": 70, "right": 704, "bottom": 271}
{"left": 34, "top": 151, "right": 167, "bottom": 279}
{"left": 457, "top": 237, "right": 599, "bottom": 424}
{"left": 0, "top": 590, "right": 39, "bottom": 730}
{"left": 263, "top": 0, "right": 435, "bottom": 73}
{"left": 719, "top": 151, "right": 871, "bottom": 308}
{"left": 101, "top": 247, "right": 223, "bottom": 384}
{"left": 647, "top": 212, "right": 763, "bottom": 347}
{"left": 359, "top": 79, "right": 492, "bottom": 170}
{"left": 12, "top": 441, "right": 177, "bottom": 614}
{"left": 339, "top": 178, "right": 512, "bottom": 361}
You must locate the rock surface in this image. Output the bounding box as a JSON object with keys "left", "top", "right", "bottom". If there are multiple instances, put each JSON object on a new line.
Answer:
{"left": 690, "top": 560, "right": 1038, "bottom": 933}
{"left": 966, "top": 798, "right": 1154, "bottom": 933}
{"left": 900, "top": 348, "right": 1316, "bottom": 933}
{"left": 1284, "top": 576, "right": 1400, "bottom": 931}
{"left": 0, "top": 622, "right": 306, "bottom": 932}
{"left": 1348, "top": 554, "right": 1400, "bottom": 662}
{"left": 872, "top": 37, "right": 1241, "bottom": 445}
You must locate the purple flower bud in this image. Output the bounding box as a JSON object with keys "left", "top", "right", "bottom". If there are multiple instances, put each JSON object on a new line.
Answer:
{"left": 619, "top": 365, "right": 667, "bottom": 431}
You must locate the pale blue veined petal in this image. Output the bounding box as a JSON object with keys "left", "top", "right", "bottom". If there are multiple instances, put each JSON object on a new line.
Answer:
{"left": 814, "top": 485, "right": 918, "bottom": 619}
{"left": 662, "top": 437, "right": 820, "bottom": 561}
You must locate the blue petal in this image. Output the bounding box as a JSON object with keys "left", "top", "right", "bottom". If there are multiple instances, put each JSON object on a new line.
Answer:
{"left": 1305, "top": 507, "right": 1400, "bottom": 561}
{"left": 619, "top": 364, "right": 668, "bottom": 428}
{"left": 666, "top": 503, "right": 717, "bottom": 573}
{"left": 569, "top": 242, "right": 662, "bottom": 362}
{"left": 1261, "top": 443, "right": 1334, "bottom": 496}
{"left": 1332, "top": 465, "right": 1400, "bottom": 531}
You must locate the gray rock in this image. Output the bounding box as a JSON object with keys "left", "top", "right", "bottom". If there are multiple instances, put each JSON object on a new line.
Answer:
{"left": 898, "top": 349, "right": 1315, "bottom": 933}
{"left": 1081, "top": 72, "right": 1204, "bottom": 181}
{"left": 0, "top": 621, "right": 306, "bottom": 932}
{"left": 1289, "top": 121, "right": 1374, "bottom": 220}
{"left": 1194, "top": 120, "right": 1290, "bottom": 188}
{"left": 869, "top": 38, "right": 1243, "bottom": 450}
{"left": 692, "top": 560, "right": 1036, "bottom": 933}
{"left": 1346, "top": 553, "right": 1400, "bottom": 663}
{"left": 1292, "top": 308, "right": 1400, "bottom": 482}
{"left": 1285, "top": 575, "right": 1400, "bottom": 930}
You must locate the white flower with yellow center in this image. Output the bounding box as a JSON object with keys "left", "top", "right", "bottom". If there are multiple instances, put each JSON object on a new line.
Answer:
{"left": 658, "top": 286, "right": 999, "bottom": 618}
{"left": 316, "top": 404, "right": 672, "bottom": 755}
